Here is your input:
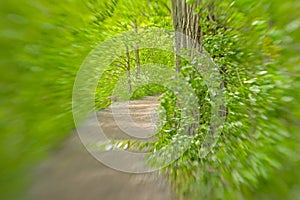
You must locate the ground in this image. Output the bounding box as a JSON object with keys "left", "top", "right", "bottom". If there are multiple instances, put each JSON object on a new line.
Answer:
{"left": 27, "top": 96, "right": 172, "bottom": 200}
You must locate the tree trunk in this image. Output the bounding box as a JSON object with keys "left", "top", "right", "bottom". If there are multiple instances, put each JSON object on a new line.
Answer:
{"left": 125, "top": 45, "right": 132, "bottom": 93}
{"left": 132, "top": 19, "right": 141, "bottom": 77}
{"left": 171, "top": 0, "right": 202, "bottom": 72}
{"left": 171, "top": 0, "right": 202, "bottom": 135}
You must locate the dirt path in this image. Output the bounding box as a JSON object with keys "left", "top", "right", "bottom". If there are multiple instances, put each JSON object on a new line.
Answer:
{"left": 27, "top": 96, "right": 172, "bottom": 200}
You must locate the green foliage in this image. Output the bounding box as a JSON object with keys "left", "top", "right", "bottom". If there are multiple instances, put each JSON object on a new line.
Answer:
{"left": 145, "top": 0, "right": 300, "bottom": 199}
{"left": 0, "top": 1, "right": 96, "bottom": 198}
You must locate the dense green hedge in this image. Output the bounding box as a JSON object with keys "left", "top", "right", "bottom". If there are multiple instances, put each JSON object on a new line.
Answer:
{"left": 148, "top": 0, "right": 300, "bottom": 199}
{"left": 0, "top": 0, "right": 121, "bottom": 199}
